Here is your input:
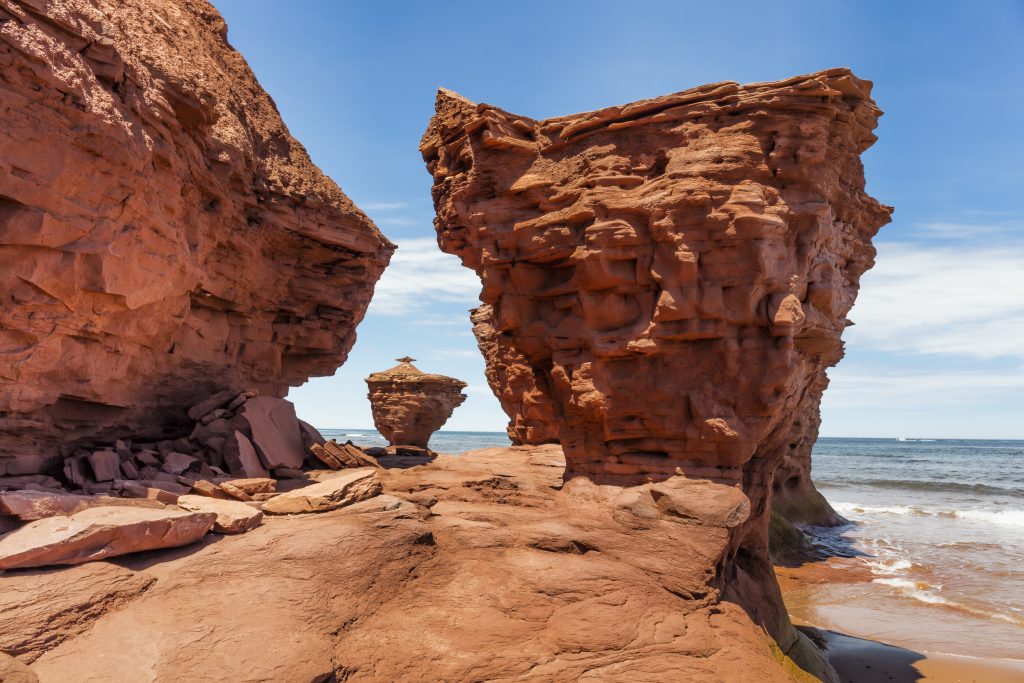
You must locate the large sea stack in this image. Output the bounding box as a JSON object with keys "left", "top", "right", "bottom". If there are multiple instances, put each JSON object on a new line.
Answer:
{"left": 423, "top": 68, "right": 891, "bottom": 666}
{"left": 0, "top": 0, "right": 394, "bottom": 474}
{"left": 365, "top": 357, "right": 467, "bottom": 448}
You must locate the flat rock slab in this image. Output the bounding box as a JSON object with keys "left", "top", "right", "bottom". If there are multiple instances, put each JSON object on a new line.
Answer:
{"left": 0, "top": 562, "right": 155, "bottom": 663}
{"left": 0, "top": 507, "right": 216, "bottom": 570}
{"left": 177, "top": 495, "right": 263, "bottom": 534}
{"left": 221, "top": 478, "right": 275, "bottom": 495}
{"left": 262, "top": 469, "right": 381, "bottom": 515}
{"left": 0, "top": 490, "right": 165, "bottom": 521}
{"left": 0, "top": 652, "right": 38, "bottom": 682}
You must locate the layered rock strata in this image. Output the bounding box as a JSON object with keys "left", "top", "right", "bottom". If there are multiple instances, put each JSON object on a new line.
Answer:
{"left": 470, "top": 305, "right": 559, "bottom": 445}
{"left": 365, "top": 358, "right": 467, "bottom": 448}
{"left": 423, "top": 69, "right": 890, "bottom": 666}
{"left": 0, "top": 0, "right": 394, "bottom": 472}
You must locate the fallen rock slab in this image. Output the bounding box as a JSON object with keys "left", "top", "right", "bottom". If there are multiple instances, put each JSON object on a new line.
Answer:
{"left": 221, "top": 478, "right": 276, "bottom": 496}
{"left": 262, "top": 470, "right": 381, "bottom": 515}
{"left": 0, "top": 507, "right": 216, "bottom": 570}
{"left": 0, "top": 490, "right": 165, "bottom": 521}
{"left": 177, "top": 495, "right": 263, "bottom": 534}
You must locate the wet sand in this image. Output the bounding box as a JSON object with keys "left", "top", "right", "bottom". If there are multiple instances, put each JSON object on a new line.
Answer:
{"left": 779, "top": 563, "right": 1024, "bottom": 682}
{"left": 816, "top": 629, "right": 1024, "bottom": 683}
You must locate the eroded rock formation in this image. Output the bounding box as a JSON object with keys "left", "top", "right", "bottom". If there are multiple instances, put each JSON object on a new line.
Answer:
{"left": 772, "top": 376, "right": 845, "bottom": 528}
{"left": 423, "top": 68, "right": 890, "bottom": 667}
{"left": 0, "top": 0, "right": 394, "bottom": 473}
{"left": 365, "top": 358, "right": 466, "bottom": 448}
{"left": 470, "top": 305, "right": 559, "bottom": 445}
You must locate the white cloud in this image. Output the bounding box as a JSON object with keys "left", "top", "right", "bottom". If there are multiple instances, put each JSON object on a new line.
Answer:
{"left": 369, "top": 238, "right": 481, "bottom": 316}
{"left": 847, "top": 239, "right": 1024, "bottom": 359}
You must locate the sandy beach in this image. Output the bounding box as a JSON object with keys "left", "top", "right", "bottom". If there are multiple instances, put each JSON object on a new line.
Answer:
{"left": 812, "top": 629, "right": 1024, "bottom": 683}
{"left": 778, "top": 562, "right": 1024, "bottom": 682}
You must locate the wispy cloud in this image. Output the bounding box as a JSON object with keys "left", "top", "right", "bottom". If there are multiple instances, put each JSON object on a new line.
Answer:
{"left": 847, "top": 237, "right": 1024, "bottom": 359}
{"left": 825, "top": 366, "right": 1024, "bottom": 408}
{"left": 362, "top": 201, "right": 410, "bottom": 211}
{"left": 369, "top": 238, "right": 481, "bottom": 316}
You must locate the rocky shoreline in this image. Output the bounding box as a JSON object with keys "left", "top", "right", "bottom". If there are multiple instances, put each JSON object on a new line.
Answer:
{"left": 0, "top": 0, "right": 908, "bottom": 680}
{"left": 1, "top": 445, "right": 824, "bottom": 682}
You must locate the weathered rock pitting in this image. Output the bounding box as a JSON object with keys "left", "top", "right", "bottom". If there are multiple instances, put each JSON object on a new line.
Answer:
{"left": 0, "top": 0, "right": 394, "bottom": 472}
{"left": 423, "top": 68, "right": 890, "bottom": 668}
{"left": 365, "top": 358, "right": 467, "bottom": 448}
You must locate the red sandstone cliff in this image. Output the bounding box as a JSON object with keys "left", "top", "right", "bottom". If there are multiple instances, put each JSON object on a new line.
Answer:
{"left": 470, "top": 305, "right": 559, "bottom": 445}
{"left": 0, "top": 0, "right": 394, "bottom": 473}
{"left": 424, "top": 68, "right": 891, "bottom": 670}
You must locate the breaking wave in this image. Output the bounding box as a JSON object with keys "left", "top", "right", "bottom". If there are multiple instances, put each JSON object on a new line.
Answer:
{"left": 832, "top": 502, "right": 1024, "bottom": 529}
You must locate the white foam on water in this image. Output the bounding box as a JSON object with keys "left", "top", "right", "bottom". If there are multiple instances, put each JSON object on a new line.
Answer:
{"left": 873, "top": 578, "right": 1024, "bottom": 625}
{"left": 832, "top": 502, "right": 1024, "bottom": 529}
{"left": 873, "top": 578, "right": 951, "bottom": 605}
{"left": 953, "top": 509, "right": 1024, "bottom": 528}
{"left": 832, "top": 502, "right": 916, "bottom": 516}
{"left": 864, "top": 558, "right": 913, "bottom": 575}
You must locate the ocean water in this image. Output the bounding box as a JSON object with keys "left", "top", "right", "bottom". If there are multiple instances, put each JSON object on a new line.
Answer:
{"left": 321, "top": 429, "right": 1024, "bottom": 658}
{"left": 801, "top": 437, "right": 1024, "bottom": 659}
{"left": 319, "top": 429, "right": 510, "bottom": 454}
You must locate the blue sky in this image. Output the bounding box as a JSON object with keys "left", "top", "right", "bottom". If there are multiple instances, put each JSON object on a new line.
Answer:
{"left": 215, "top": 1, "right": 1024, "bottom": 438}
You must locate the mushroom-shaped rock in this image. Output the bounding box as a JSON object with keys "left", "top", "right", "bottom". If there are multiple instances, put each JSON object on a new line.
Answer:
{"left": 422, "top": 69, "right": 890, "bottom": 669}
{"left": 365, "top": 358, "right": 467, "bottom": 448}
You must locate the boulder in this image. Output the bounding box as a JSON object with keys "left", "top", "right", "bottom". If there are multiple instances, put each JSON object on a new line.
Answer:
{"left": 161, "top": 452, "right": 197, "bottom": 475}
{"left": 222, "top": 431, "right": 270, "bottom": 479}
{"left": 86, "top": 451, "right": 120, "bottom": 482}
{"left": 177, "top": 495, "right": 263, "bottom": 534}
{"left": 262, "top": 470, "right": 381, "bottom": 515}
{"left": 0, "top": 507, "right": 215, "bottom": 569}
{"left": 297, "top": 420, "right": 327, "bottom": 448}
{"left": 0, "top": 0, "right": 394, "bottom": 475}
{"left": 236, "top": 397, "right": 307, "bottom": 470}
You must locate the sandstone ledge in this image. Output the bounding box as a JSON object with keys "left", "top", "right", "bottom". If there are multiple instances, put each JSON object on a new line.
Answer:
{"left": 3, "top": 446, "right": 827, "bottom": 682}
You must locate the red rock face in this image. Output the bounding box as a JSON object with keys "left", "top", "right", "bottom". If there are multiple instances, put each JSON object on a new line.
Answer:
{"left": 0, "top": 0, "right": 394, "bottom": 471}
{"left": 423, "top": 68, "right": 890, "bottom": 654}
{"left": 365, "top": 358, "right": 467, "bottom": 448}
{"left": 470, "top": 305, "right": 559, "bottom": 445}
{"left": 771, "top": 374, "right": 845, "bottom": 529}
